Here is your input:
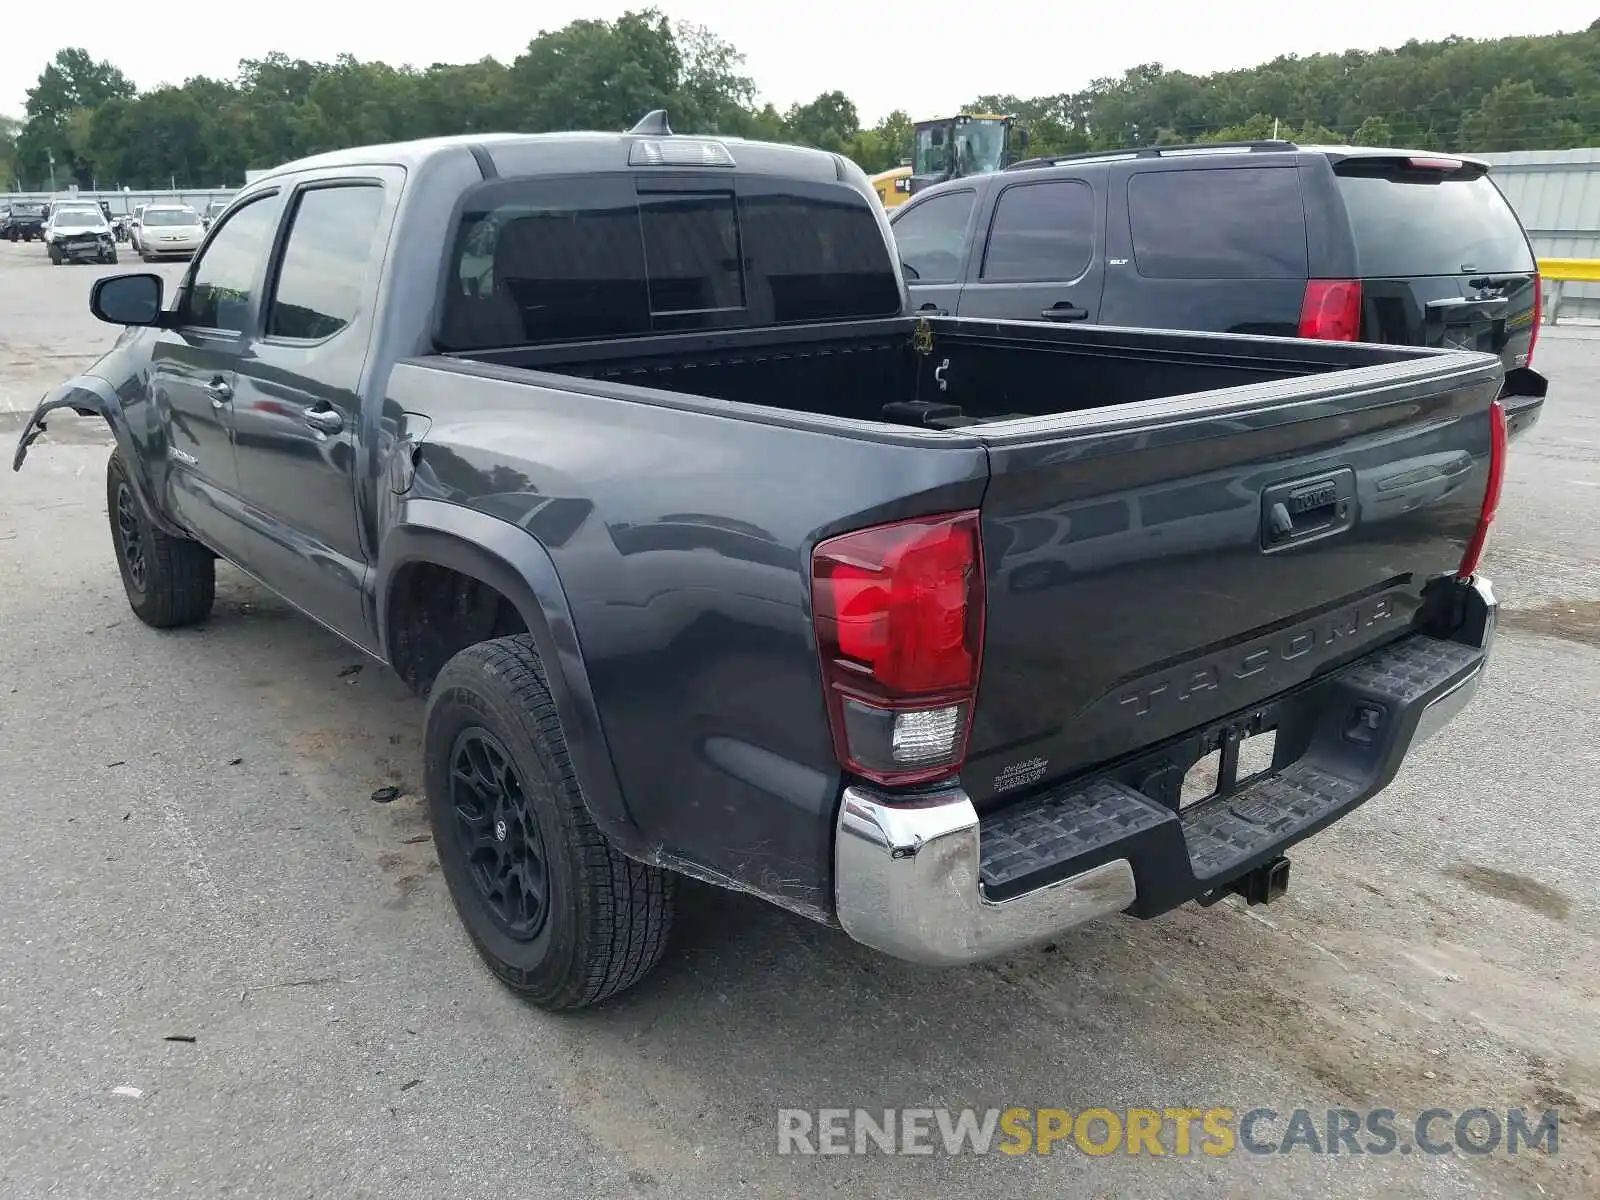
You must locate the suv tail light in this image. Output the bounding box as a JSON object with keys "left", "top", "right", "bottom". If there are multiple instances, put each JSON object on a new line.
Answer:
{"left": 1298, "top": 279, "right": 1363, "bottom": 341}
{"left": 811, "top": 511, "right": 985, "bottom": 786}
{"left": 1457, "top": 399, "right": 1508, "bottom": 580}
{"left": 1527, "top": 272, "right": 1542, "bottom": 367}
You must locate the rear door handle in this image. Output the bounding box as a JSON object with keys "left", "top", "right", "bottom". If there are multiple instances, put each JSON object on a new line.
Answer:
{"left": 1041, "top": 303, "right": 1088, "bottom": 322}
{"left": 205, "top": 378, "right": 232, "bottom": 407}
{"left": 302, "top": 406, "right": 344, "bottom": 434}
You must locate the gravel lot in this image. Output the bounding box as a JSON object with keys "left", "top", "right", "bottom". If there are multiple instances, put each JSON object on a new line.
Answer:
{"left": 0, "top": 236, "right": 1595, "bottom": 1199}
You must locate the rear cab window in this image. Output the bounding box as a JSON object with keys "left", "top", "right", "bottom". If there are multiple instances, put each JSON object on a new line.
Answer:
{"left": 437, "top": 174, "right": 902, "bottom": 350}
{"left": 1334, "top": 164, "right": 1534, "bottom": 276}
{"left": 1127, "top": 167, "right": 1308, "bottom": 279}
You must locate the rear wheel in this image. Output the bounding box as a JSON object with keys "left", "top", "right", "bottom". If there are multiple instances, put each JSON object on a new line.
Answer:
{"left": 424, "top": 635, "right": 675, "bottom": 1010}
{"left": 106, "top": 450, "right": 215, "bottom": 628}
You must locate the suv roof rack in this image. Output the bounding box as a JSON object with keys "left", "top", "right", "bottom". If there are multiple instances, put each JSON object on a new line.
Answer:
{"left": 1006, "top": 139, "right": 1299, "bottom": 171}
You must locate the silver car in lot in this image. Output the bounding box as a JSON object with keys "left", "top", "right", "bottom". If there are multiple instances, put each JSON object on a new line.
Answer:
{"left": 136, "top": 205, "right": 205, "bottom": 260}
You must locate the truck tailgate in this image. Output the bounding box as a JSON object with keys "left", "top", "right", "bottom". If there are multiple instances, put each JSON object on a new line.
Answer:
{"left": 963, "top": 350, "right": 1503, "bottom": 807}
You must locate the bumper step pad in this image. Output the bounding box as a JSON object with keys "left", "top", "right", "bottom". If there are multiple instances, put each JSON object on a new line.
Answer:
{"left": 975, "top": 634, "right": 1485, "bottom": 913}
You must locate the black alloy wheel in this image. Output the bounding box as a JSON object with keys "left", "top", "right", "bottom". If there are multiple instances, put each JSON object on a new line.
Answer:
{"left": 448, "top": 726, "right": 549, "bottom": 940}
{"left": 114, "top": 480, "right": 148, "bottom": 593}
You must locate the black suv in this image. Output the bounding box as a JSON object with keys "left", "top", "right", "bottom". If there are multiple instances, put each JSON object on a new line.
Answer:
{"left": 889, "top": 140, "right": 1547, "bottom": 436}
{"left": 4, "top": 199, "right": 48, "bottom": 242}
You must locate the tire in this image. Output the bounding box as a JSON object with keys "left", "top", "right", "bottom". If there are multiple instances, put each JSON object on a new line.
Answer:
{"left": 106, "top": 450, "right": 215, "bottom": 628}
{"left": 424, "top": 635, "right": 674, "bottom": 1010}
{"left": 48, "top": 247, "right": 60, "bottom": 265}
{"left": 105, "top": 250, "right": 118, "bottom": 265}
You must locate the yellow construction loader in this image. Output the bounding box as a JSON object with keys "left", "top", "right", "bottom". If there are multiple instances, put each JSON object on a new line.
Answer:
{"left": 870, "top": 113, "right": 1028, "bottom": 208}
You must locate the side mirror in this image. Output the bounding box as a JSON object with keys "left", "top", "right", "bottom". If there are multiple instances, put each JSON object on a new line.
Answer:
{"left": 1015, "top": 129, "right": 1031, "bottom": 151}
{"left": 91, "top": 273, "right": 166, "bottom": 327}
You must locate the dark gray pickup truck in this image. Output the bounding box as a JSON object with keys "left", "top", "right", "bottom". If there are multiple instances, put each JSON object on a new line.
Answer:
{"left": 13, "top": 120, "right": 1504, "bottom": 1009}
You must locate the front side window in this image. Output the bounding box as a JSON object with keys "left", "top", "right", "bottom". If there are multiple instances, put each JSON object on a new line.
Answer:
{"left": 267, "top": 185, "right": 386, "bottom": 340}
{"left": 891, "top": 190, "right": 976, "bottom": 283}
{"left": 183, "top": 197, "right": 278, "bottom": 331}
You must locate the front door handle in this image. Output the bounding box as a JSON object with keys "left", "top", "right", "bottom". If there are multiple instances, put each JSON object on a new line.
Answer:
{"left": 918, "top": 303, "right": 949, "bottom": 316}
{"left": 206, "top": 378, "right": 232, "bottom": 407}
{"left": 302, "top": 406, "right": 344, "bottom": 435}
{"left": 1041, "top": 303, "right": 1089, "bottom": 322}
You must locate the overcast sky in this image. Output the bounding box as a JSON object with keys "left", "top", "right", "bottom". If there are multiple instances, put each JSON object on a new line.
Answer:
{"left": 3, "top": 2, "right": 1595, "bottom": 124}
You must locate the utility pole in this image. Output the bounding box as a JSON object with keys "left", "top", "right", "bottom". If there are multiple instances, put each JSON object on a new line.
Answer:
{"left": 1273, "top": 117, "right": 1280, "bottom": 139}
{"left": 48, "top": 149, "right": 57, "bottom": 193}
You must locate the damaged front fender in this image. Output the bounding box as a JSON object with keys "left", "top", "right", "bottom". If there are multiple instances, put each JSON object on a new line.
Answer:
{"left": 11, "top": 375, "right": 182, "bottom": 538}
{"left": 11, "top": 377, "right": 120, "bottom": 472}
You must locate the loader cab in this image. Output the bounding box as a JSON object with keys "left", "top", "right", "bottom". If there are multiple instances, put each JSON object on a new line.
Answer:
{"left": 907, "top": 115, "right": 1026, "bottom": 197}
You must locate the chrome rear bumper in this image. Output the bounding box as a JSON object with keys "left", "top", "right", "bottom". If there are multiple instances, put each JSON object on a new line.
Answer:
{"left": 835, "top": 788, "right": 1135, "bottom": 965}
{"left": 833, "top": 576, "right": 1496, "bottom": 966}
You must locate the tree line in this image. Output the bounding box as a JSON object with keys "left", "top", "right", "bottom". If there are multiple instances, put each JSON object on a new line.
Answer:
{"left": 6, "top": 13, "right": 1600, "bottom": 192}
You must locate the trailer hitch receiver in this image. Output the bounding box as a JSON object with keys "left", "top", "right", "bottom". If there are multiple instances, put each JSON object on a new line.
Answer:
{"left": 1231, "top": 855, "right": 1291, "bottom": 906}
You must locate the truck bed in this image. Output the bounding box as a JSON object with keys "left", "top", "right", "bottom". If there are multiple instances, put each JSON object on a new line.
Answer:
{"left": 429, "top": 315, "right": 1502, "bottom": 825}
{"left": 452, "top": 315, "right": 1418, "bottom": 430}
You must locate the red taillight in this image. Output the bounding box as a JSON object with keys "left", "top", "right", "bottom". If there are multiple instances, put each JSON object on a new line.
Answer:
{"left": 1527, "top": 272, "right": 1542, "bottom": 367}
{"left": 811, "top": 511, "right": 985, "bottom": 786}
{"left": 1457, "top": 399, "right": 1508, "bottom": 580}
{"left": 1298, "top": 279, "right": 1363, "bottom": 341}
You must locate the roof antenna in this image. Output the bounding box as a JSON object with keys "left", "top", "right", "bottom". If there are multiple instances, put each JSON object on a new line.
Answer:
{"left": 629, "top": 109, "right": 672, "bottom": 136}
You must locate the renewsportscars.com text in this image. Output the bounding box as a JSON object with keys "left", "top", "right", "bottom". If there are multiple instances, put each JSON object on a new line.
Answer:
{"left": 776, "top": 1106, "right": 1560, "bottom": 1157}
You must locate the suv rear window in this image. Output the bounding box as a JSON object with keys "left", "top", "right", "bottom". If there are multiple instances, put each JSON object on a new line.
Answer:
{"left": 1335, "top": 169, "right": 1534, "bottom": 277}
{"left": 1128, "top": 167, "right": 1308, "bottom": 280}
{"left": 438, "top": 176, "right": 901, "bottom": 350}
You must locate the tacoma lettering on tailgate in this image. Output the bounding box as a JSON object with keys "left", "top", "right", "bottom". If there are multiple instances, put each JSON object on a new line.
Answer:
{"left": 1116, "top": 596, "right": 1397, "bottom": 719}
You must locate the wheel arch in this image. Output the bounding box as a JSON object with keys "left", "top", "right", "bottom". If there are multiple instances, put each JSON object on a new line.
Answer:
{"left": 375, "top": 499, "right": 647, "bottom": 858}
{"left": 12, "top": 376, "right": 188, "bottom": 539}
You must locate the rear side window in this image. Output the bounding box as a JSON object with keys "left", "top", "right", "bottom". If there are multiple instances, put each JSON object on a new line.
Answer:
{"left": 891, "top": 190, "right": 975, "bottom": 283}
{"left": 437, "top": 176, "right": 900, "bottom": 350}
{"left": 1335, "top": 170, "right": 1534, "bottom": 276}
{"left": 1128, "top": 167, "right": 1308, "bottom": 280}
{"left": 982, "top": 180, "right": 1095, "bottom": 281}
{"left": 268, "top": 185, "right": 386, "bottom": 340}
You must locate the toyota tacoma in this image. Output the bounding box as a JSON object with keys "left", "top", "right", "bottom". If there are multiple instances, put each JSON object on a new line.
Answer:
{"left": 13, "top": 118, "right": 1504, "bottom": 1009}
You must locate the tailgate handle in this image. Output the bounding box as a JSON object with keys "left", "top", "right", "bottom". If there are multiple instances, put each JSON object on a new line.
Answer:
{"left": 1261, "top": 469, "right": 1356, "bottom": 552}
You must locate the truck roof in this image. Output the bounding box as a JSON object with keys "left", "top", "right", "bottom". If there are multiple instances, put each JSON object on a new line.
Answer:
{"left": 1008, "top": 140, "right": 1493, "bottom": 173}
{"left": 253, "top": 130, "right": 854, "bottom": 187}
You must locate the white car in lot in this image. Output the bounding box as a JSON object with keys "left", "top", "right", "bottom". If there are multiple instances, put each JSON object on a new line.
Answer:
{"left": 43, "top": 204, "right": 118, "bottom": 265}
{"left": 135, "top": 205, "right": 205, "bottom": 260}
